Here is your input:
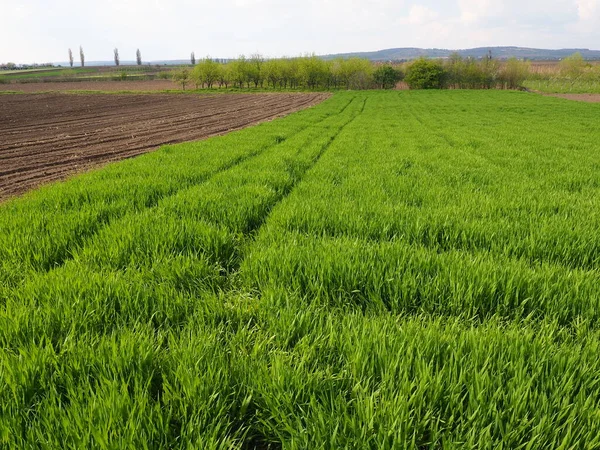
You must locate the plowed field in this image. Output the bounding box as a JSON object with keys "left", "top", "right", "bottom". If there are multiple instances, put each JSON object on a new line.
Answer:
{"left": 0, "top": 80, "right": 177, "bottom": 93}
{"left": 0, "top": 92, "right": 328, "bottom": 200}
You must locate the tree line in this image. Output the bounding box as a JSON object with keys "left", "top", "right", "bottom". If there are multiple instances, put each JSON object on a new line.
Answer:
{"left": 63, "top": 48, "right": 533, "bottom": 90}
{"left": 172, "top": 53, "right": 533, "bottom": 91}
{"left": 405, "top": 55, "right": 531, "bottom": 90}
{"left": 173, "top": 54, "right": 402, "bottom": 90}
{"left": 68, "top": 47, "right": 144, "bottom": 68}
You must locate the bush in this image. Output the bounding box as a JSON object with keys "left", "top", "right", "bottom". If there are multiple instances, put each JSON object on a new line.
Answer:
{"left": 405, "top": 58, "right": 446, "bottom": 89}
{"left": 172, "top": 68, "right": 190, "bottom": 90}
{"left": 373, "top": 65, "right": 403, "bottom": 89}
{"left": 560, "top": 52, "right": 586, "bottom": 78}
{"left": 445, "top": 54, "right": 500, "bottom": 89}
{"left": 192, "top": 58, "right": 223, "bottom": 89}
{"left": 499, "top": 58, "right": 530, "bottom": 89}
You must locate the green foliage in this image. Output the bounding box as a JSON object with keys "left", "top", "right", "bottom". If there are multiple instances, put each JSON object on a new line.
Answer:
{"left": 230, "top": 55, "right": 249, "bottom": 88}
{"left": 157, "top": 70, "right": 172, "bottom": 80}
{"left": 328, "top": 57, "right": 373, "bottom": 89}
{"left": 172, "top": 68, "right": 190, "bottom": 90}
{"left": 167, "top": 55, "right": 537, "bottom": 92}
{"left": 249, "top": 53, "right": 264, "bottom": 88}
{"left": 499, "top": 58, "right": 530, "bottom": 89}
{"left": 170, "top": 56, "right": 380, "bottom": 91}
{"left": 560, "top": 52, "right": 586, "bottom": 78}
{"left": 218, "top": 63, "right": 233, "bottom": 88}
{"left": 405, "top": 58, "right": 446, "bottom": 89}
{"left": 298, "top": 54, "right": 329, "bottom": 89}
{"left": 192, "top": 58, "right": 223, "bottom": 89}
{"left": 445, "top": 53, "right": 500, "bottom": 89}
{"left": 262, "top": 59, "right": 283, "bottom": 88}
{"left": 525, "top": 52, "right": 600, "bottom": 93}
{"left": 373, "top": 65, "right": 403, "bottom": 89}
{"left": 2, "top": 91, "right": 600, "bottom": 447}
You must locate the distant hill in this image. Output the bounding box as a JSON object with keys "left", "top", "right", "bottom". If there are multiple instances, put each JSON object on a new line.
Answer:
{"left": 321, "top": 47, "right": 600, "bottom": 61}
{"left": 50, "top": 47, "right": 600, "bottom": 67}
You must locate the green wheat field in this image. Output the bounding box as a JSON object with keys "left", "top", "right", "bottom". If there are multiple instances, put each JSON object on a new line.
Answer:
{"left": 1, "top": 91, "right": 600, "bottom": 448}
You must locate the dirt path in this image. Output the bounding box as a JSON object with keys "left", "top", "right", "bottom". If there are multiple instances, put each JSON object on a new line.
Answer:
{"left": 525, "top": 89, "right": 600, "bottom": 103}
{"left": 0, "top": 92, "right": 329, "bottom": 201}
{"left": 543, "top": 93, "right": 600, "bottom": 103}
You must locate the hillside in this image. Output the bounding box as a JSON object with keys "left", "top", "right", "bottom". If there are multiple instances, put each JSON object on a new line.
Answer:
{"left": 321, "top": 46, "right": 600, "bottom": 61}
{"left": 48, "top": 46, "right": 600, "bottom": 67}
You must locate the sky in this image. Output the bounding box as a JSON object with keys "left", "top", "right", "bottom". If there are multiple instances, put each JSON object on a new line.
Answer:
{"left": 1, "top": 0, "right": 599, "bottom": 64}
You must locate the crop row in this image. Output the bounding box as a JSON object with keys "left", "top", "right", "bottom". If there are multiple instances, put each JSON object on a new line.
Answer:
{"left": 244, "top": 91, "right": 600, "bottom": 323}
{"left": 1, "top": 91, "right": 600, "bottom": 448}
{"left": 0, "top": 93, "right": 346, "bottom": 287}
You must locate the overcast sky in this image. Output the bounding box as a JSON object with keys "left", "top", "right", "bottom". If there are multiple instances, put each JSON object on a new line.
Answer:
{"left": 2, "top": 0, "right": 599, "bottom": 64}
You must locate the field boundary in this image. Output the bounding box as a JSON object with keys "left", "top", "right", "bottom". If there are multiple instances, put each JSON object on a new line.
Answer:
{"left": 9, "top": 101, "right": 343, "bottom": 277}
{"left": 0, "top": 93, "right": 329, "bottom": 201}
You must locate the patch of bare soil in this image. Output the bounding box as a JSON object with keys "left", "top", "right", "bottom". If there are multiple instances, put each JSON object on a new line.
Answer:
{"left": 0, "top": 80, "right": 179, "bottom": 93}
{"left": 0, "top": 92, "right": 329, "bottom": 201}
{"left": 544, "top": 93, "right": 600, "bottom": 103}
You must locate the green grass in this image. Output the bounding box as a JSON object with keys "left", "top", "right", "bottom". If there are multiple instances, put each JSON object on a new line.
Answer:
{"left": 1, "top": 67, "right": 98, "bottom": 79}
{"left": 0, "top": 67, "right": 62, "bottom": 75}
{"left": 1, "top": 91, "right": 600, "bottom": 448}
{"left": 0, "top": 67, "right": 159, "bottom": 83}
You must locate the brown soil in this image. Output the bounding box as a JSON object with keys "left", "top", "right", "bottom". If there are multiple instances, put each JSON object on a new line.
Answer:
{"left": 544, "top": 93, "right": 600, "bottom": 103}
{"left": 0, "top": 80, "right": 179, "bottom": 93}
{"left": 0, "top": 92, "right": 329, "bottom": 201}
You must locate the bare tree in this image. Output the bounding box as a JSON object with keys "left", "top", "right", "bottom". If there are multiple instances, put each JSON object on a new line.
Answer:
{"left": 114, "top": 48, "right": 120, "bottom": 66}
{"left": 79, "top": 46, "right": 85, "bottom": 67}
{"left": 136, "top": 49, "right": 142, "bottom": 66}
{"left": 68, "top": 48, "right": 74, "bottom": 68}
{"left": 191, "top": 52, "right": 196, "bottom": 65}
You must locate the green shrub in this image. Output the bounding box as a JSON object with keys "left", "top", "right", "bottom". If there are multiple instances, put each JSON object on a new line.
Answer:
{"left": 499, "top": 58, "right": 530, "bottom": 89}
{"left": 405, "top": 58, "right": 446, "bottom": 89}
{"left": 172, "top": 68, "right": 190, "bottom": 90}
{"left": 373, "top": 65, "right": 403, "bottom": 89}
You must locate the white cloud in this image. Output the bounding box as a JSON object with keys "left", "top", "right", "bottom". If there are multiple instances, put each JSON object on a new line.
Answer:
{"left": 577, "top": 0, "right": 599, "bottom": 19}
{"left": 572, "top": 0, "right": 600, "bottom": 33}
{"left": 458, "top": 0, "right": 500, "bottom": 24}
{"left": 402, "top": 5, "right": 440, "bottom": 25}
{"left": 0, "top": 0, "right": 598, "bottom": 64}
